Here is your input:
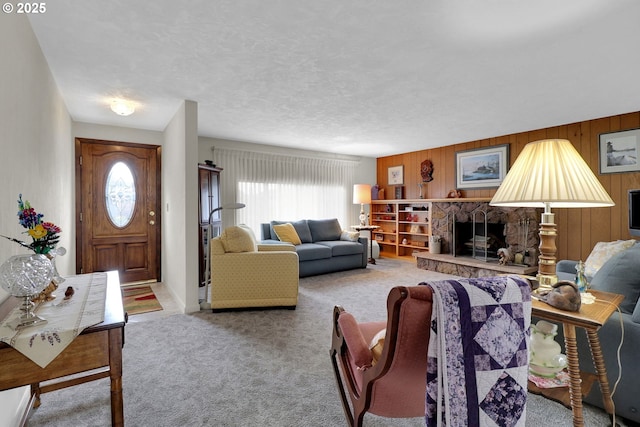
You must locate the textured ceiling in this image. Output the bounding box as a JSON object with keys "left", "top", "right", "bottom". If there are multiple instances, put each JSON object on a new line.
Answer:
{"left": 28, "top": 0, "right": 640, "bottom": 157}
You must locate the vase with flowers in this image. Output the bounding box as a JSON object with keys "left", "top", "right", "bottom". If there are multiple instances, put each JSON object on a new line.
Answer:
{"left": 1, "top": 194, "right": 65, "bottom": 302}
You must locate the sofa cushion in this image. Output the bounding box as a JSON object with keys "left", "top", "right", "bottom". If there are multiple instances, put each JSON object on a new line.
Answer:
{"left": 220, "top": 226, "right": 257, "bottom": 253}
{"left": 584, "top": 239, "right": 636, "bottom": 280}
{"left": 270, "top": 220, "right": 312, "bottom": 243}
{"left": 307, "top": 218, "right": 342, "bottom": 242}
{"left": 272, "top": 223, "right": 302, "bottom": 245}
{"left": 317, "top": 240, "right": 364, "bottom": 257}
{"left": 590, "top": 243, "right": 640, "bottom": 314}
{"left": 295, "top": 243, "right": 332, "bottom": 261}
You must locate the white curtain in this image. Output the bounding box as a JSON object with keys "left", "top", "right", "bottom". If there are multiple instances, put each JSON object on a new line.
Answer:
{"left": 215, "top": 148, "right": 358, "bottom": 238}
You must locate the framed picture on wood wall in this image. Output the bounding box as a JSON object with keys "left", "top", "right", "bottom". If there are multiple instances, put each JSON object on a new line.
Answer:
{"left": 599, "top": 128, "right": 640, "bottom": 174}
{"left": 388, "top": 165, "right": 404, "bottom": 185}
{"left": 455, "top": 144, "right": 509, "bottom": 189}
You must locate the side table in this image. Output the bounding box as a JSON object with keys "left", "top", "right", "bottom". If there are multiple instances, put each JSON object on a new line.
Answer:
{"left": 531, "top": 289, "right": 624, "bottom": 427}
{"left": 350, "top": 225, "right": 379, "bottom": 264}
{"left": 0, "top": 271, "right": 126, "bottom": 426}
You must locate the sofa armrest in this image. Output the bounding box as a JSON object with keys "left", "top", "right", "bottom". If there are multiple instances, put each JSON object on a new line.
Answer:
{"left": 556, "top": 260, "right": 578, "bottom": 275}
{"left": 633, "top": 298, "right": 640, "bottom": 324}
{"left": 258, "top": 243, "right": 296, "bottom": 252}
{"left": 260, "top": 223, "right": 272, "bottom": 240}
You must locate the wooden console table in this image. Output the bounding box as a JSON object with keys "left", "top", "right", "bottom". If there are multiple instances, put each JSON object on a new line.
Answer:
{"left": 531, "top": 289, "right": 623, "bottom": 427}
{"left": 0, "top": 271, "right": 126, "bottom": 427}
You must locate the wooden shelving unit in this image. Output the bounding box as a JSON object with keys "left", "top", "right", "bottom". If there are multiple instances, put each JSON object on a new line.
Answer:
{"left": 370, "top": 199, "right": 431, "bottom": 257}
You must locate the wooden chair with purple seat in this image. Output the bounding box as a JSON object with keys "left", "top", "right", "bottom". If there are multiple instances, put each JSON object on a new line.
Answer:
{"left": 329, "top": 285, "right": 434, "bottom": 427}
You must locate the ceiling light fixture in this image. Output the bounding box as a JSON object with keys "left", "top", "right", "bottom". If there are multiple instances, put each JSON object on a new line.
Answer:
{"left": 110, "top": 99, "right": 135, "bottom": 116}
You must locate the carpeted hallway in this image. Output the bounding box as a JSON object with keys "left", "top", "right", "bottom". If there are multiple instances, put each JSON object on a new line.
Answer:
{"left": 27, "top": 258, "right": 626, "bottom": 426}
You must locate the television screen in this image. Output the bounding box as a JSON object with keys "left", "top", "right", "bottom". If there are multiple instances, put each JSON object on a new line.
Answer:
{"left": 629, "top": 190, "right": 640, "bottom": 237}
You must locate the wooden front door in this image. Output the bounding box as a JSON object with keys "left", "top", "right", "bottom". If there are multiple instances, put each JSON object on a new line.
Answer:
{"left": 76, "top": 138, "right": 161, "bottom": 283}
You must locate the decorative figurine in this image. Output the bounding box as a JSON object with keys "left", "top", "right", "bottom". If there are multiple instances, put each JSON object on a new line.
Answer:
{"left": 575, "top": 260, "right": 588, "bottom": 292}
{"left": 420, "top": 159, "right": 434, "bottom": 182}
{"left": 497, "top": 247, "right": 512, "bottom": 265}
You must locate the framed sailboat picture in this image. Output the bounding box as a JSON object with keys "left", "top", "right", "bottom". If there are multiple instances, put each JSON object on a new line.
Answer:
{"left": 455, "top": 144, "right": 509, "bottom": 189}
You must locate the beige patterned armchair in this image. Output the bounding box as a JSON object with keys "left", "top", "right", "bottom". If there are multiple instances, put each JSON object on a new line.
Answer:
{"left": 209, "top": 226, "right": 299, "bottom": 311}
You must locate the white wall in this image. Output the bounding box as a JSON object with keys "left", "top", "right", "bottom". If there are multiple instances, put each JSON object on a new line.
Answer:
{"left": 162, "top": 101, "right": 200, "bottom": 313}
{"left": 73, "top": 122, "right": 164, "bottom": 146}
{"left": 0, "top": 14, "right": 73, "bottom": 426}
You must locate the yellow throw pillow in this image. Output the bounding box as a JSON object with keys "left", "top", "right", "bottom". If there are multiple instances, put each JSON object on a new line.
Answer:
{"left": 272, "top": 223, "right": 302, "bottom": 245}
{"left": 220, "top": 226, "right": 257, "bottom": 253}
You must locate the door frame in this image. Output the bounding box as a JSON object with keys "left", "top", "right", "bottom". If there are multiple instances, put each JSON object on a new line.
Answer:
{"left": 75, "top": 138, "right": 162, "bottom": 280}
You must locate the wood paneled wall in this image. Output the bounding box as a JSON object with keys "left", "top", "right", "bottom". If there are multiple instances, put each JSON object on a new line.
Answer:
{"left": 376, "top": 111, "right": 640, "bottom": 261}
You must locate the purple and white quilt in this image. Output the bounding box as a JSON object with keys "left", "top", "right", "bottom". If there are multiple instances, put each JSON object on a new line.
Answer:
{"left": 424, "top": 276, "right": 531, "bottom": 427}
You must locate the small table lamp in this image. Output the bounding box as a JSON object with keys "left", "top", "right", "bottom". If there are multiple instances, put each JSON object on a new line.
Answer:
{"left": 353, "top": 184, "right": 372, "bottom": 226}
{"left": 490, "top": 139, "right": 614, "bottom": 288}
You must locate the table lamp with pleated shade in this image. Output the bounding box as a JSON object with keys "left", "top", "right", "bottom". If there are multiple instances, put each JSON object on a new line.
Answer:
{"left": 490, "top": 139, "right": 614, "bottom": 287}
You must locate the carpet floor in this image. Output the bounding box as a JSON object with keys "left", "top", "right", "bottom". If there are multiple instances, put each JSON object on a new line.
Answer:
{"left": 122, "top": 285, "right": 163, "bottom": 315}
{"left": 27, "top": 258, "right": 627, "bottom": 426}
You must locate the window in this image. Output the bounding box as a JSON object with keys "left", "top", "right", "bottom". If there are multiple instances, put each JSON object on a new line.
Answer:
{"left": 105, "top": 161, "right": 136, "bottom": 227}
{"left": 216, "top": 148, "right": 359, "bottom": 236}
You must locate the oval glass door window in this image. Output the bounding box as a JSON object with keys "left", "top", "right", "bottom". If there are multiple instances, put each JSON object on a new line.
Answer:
{"left": 105, "top": 161, "right": 136, "bottom": 227}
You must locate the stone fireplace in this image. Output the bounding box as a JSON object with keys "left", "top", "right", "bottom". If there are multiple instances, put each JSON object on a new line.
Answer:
{"left": 416, "top": 200, "right": 542, "bottom": 277}
{"left": 453, "top": 221, "right": 506, "bottom": 259}
{"left": 432, "top": 200, "right": 541, "bottom": 262}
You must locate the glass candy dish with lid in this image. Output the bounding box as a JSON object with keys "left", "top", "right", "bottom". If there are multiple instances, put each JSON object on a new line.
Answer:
{"left": 0, "top": 254, "right": 53, "bottom": 330}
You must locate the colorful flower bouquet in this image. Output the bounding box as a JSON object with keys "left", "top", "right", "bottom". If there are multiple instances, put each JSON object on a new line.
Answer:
{"left": 1, "top": 195, "right": 65, "bottom": 302}
{"left": 2, "top": 194, "right": 61, "bottom": 255}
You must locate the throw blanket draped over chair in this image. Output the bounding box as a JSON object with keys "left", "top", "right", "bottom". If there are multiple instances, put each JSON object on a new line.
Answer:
{"left": 424, "top": 276, "right": 531, "bottom": 427}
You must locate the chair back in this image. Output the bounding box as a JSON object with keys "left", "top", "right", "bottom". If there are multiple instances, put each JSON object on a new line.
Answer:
{"left": 368, "top": 285, "right": 433, "bottom": 417}
{"left": 330, "top": 285, "right": 433, "bottom": 426}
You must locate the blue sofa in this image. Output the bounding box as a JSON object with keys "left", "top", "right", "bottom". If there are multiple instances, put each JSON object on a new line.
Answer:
{"left": 260, "top": 218, "right": 367, "bottom": 277}
{"left": 551, "top": 242, "right": 640, "bottom": 423}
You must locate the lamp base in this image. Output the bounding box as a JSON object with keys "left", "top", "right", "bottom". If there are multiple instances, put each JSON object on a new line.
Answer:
{"left": 536, "top": 272, "right": 558, "bottom": 292}
{"left": 537, "top": 209, "right": 558, "bottom": 293}
{"left": 359, "top": 206, "right": 367, "bottom": 226}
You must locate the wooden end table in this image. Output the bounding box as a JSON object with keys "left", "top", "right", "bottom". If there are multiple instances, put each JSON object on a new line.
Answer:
{"left": 350, "top": 225, "right": 379, "bottom": 264}
{"left": 0, "top": 271, "right": 126, "bottom": 426}
{"left": 531, "top": 289, "right": 623, "bottom": 427}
